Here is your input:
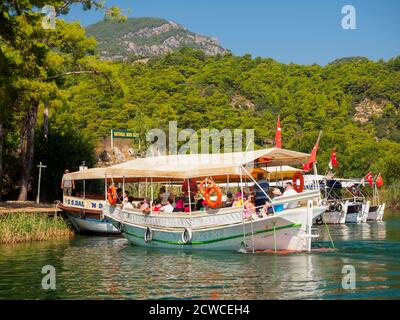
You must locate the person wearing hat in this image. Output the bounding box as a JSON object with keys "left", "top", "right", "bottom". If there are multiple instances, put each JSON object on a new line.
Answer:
{"left": 61, "top": 169, "right": 75, "bottom": 196}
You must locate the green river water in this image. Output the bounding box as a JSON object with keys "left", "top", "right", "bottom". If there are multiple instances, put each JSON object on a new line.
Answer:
{"left": 0, "top": 211, "right": 399, "bottom": 300}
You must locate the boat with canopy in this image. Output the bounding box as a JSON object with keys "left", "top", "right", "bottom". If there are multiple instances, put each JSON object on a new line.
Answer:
{"left": 62, "top": 148, "right": 327, "bottom": 252}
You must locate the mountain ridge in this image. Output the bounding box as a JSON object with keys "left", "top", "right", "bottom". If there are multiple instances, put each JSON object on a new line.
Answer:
{"left": 86, "top": 17, "right": 229, "bottom": 60}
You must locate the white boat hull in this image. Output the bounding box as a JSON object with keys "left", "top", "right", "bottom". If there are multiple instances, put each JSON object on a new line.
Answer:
{"left": 105, "top": 205, "right": 326, "bottom": 252}
{"left": 322, "top": 210, "right": 347, "bottom": 224}
{"left": 66, "top": 213, "right": 120, "bottom": 234}
{"left": 368, "top": 204, "right": 385, "bottom": 221}
{"left": 345, "top": 202, "right": 368, "bottom": 223}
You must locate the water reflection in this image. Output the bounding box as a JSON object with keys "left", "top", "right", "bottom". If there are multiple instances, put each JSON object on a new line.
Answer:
{"left": 1, "top": 213, "right": 400, "bottom": 299}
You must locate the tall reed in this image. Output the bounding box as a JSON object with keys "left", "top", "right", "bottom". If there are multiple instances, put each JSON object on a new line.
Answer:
{"left": 0, "top": 213, "right": 74, "bottom": 244}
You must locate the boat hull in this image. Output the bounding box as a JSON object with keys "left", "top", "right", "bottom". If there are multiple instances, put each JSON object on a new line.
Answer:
{"left": 105, "top": 206, "right": 326, "bottom": 252}
{"left": 367, "top": 204, "right": 385, "bottom": 221}
{"left": 345, "top": 202, "right": 368, "bottom": 223}
{"left": 66, "top": 212, "right": 120, "bottom": 234}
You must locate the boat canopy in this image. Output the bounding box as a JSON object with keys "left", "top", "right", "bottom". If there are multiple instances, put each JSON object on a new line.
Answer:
{"left": 63, "top": 148, "right": 310, "bottom": 181}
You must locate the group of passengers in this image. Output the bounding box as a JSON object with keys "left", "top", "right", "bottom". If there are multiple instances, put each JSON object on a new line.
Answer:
{"left": 117, "top": 173, "right": 299, "bottom": 217}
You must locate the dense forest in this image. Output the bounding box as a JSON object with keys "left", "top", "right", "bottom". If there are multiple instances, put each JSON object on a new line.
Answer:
{"left": 1, "top": 1, "right": 399, "bottom": 202}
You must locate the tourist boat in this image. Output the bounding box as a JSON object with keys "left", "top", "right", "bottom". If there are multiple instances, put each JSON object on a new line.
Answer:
{"left": 367, "top": 180, "right": 386, "bottom": 221}
{"left": 58, "top": 169, "right": 120, "bottom": 234}
{"left": 65, "top": 149, "right": 327, "bottom": 252}
{"left": 313, "top": 178, "right": 369, "bottom": 224}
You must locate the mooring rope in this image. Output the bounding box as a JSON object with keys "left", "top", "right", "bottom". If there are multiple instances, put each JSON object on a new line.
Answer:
{"left": 324, "top": 221, "right": 335, "bottom": 249}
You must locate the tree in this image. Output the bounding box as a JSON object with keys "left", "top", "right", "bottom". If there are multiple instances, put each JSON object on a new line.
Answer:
{"left": 0, "top": 0, "right": 125, "bottom": 200}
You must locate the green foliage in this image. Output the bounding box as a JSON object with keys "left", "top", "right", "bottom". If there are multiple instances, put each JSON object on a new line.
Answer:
{"left": 54, "top": 49, "right": 400, "bottom": 185}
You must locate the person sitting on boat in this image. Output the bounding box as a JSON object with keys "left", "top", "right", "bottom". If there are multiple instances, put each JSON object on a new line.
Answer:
{"left": 253, "top": 173, "right": 269, "bottom": 213}
{"left": 153, "top": 199, "right": 162, "bottom": 212}
{"left": 195, "top": 198, "right": 204, "bottom": 211}
{"left": 160, "top": 198, "right": 174, "bottom": 213}
{"left": 116, "top": 188, "right": 124, "bottom": 204}
{"left": 140, "top": 198, "right": 151, "bottom": 214}
{"left": 123, "top": 191, "right": 130, "bottom": 204}
{"left": 158, "top": 186, "right": 172, "bottom": 206}
{"left": 243, "top": 195, "right": 256, "bottom": 219}
{"left": 280, "top": 182, "right": 299, "bottom": 209}
{"left": 233, "top": 192, "right": 244, "bottom": 207}
{"left": 224, "top": 191, "right": 234, "bottom": 207}
{"left": 263, "top": 188, "right": 285, "bottom": 215}
{"left": 123, "top": 196, "right": 135, "bottom": 210}
{"left": 173, "top": 197, "right": 185, "bottom": 212}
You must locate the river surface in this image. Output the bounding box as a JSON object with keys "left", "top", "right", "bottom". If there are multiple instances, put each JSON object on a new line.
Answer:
{"left": 0, "top": 211, "right": 399, "bottom": 300}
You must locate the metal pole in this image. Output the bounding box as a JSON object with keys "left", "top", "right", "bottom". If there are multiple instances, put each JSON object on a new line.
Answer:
{"left": 122, "top": 176, "right": 125, "bottom": 204}
{"left": 188, "top": 179, "right": 192, "bottom": 216}
{"left": 150, "top": 177, "right": 154, "bottom": 214}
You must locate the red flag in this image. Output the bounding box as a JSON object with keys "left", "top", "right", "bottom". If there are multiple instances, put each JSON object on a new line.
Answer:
{"left": 275, "top": 116, "right": 282, "bottom": 148}
{"left": 302, "top": 132, "right": 321, "bottom": 172}
{"left": 328, "top": 150, "right": 338, "bottom": 169}
{"left": 365, "top": 172, "right": 374, "bottom": 187}
{"left": 376, "top": 174, "right": 384, "bottom": 188}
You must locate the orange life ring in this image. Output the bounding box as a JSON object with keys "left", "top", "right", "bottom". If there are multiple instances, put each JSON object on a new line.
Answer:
{"left": 200, "top": 179, "right": 222, "bottom": 209}
{"left": 107, "top": 185, "right": 117, "bottom": 206}
{"left": 292, "top": 172, "right": 304, "bottom": 193}
{"left": 199, "top": 179, "right": 208, "bottom": 197}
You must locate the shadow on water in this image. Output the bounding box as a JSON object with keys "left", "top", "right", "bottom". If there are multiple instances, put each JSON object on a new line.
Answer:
{"left": 0, "top": 210, "right": 400, "bottom": 299}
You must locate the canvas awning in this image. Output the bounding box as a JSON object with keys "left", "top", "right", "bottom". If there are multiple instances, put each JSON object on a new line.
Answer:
{"left": 63, "top": 148, "right": 310, "bottom": 181}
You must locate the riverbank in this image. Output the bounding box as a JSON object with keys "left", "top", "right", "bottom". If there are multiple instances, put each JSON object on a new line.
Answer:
{"left": 0, "top": 212, "right": 74, "bottom": 244}
{"left": 382, "top": 182, "right": 400, "bottom": 210}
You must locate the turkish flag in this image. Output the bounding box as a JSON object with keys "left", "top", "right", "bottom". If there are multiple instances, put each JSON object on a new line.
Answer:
{"left": 328, "top": 151, "right": 339, "bottom": 169}
{"left": 302, "top": 133, "right": 321, "bottom": 172}
{"left": 376, "top": 174, "right": 384, "bottom": 188}
{"left": 365, "top": 172, "right": 374, "bottom": 187}
{"left": 275, "top": 116, "right": 282, "bottom": 148}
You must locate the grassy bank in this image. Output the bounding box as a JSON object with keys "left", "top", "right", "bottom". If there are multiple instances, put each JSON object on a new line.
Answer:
{"left": 0, "top": 213, "right": 74, "bottom": 244}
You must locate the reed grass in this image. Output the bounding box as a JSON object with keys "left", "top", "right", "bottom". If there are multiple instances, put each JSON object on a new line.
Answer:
{"left": 0, "top": 212, "right": 74, "bottom": 244}
{"left": 382, "top": 180, "right": 400, "bottom": 210}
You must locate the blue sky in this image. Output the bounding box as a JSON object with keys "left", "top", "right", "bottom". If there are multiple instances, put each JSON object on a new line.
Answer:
{"left": 63, "top": 0, "right": 400, "bottom": 65}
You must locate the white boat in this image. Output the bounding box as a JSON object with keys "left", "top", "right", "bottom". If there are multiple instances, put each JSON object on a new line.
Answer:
{"left": 368, "top": 203, "right": 385, "bottom": 221}
{"left": 367, "top": 182, "right": 386, "bottom": 221}
{"left": 58, "top": 195, "right": 120, "bottom": 234}
{"left": 65, "top": 148, "right": 327, "bottom": 252}
{"left": 345, "top": 201, "right": 367, "bottom": 223}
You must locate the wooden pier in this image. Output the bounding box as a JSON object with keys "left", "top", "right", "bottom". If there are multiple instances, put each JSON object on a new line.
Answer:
{"left": 0, "top": 201, "right": 62, "bottom": 216}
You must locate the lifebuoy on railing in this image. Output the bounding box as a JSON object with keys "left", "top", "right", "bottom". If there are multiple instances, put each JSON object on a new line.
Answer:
{"left": 348, "top": 185, "right": 360, "bottom": 197}
{"left": 292, "top": 172, "right": 304, "bottom": 193}
{"left": 107, "top": 185, "right": 117, "bottom": 206}
{"left": 199, "top": 179, "right": 223, "bottom": 209}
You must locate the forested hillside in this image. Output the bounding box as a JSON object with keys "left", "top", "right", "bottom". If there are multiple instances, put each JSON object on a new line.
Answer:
{"left": 50, "top": 49, "right": 400, "bottom": 177}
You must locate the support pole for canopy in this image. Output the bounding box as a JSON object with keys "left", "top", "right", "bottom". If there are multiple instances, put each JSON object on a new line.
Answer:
{"left": 104, "top": 174, "right": 107, "bottom": 201}
{"left": 240, "top": 167, "right": 247, "bottom": 250}
{"left": 188, "top": 179, "right": 192, "bottom": 216}
{"left": 150, "top": 177, "right": 154, "bottom": 214}
{"left": 122, "top": 176, "right": 125, "bottom": 204}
